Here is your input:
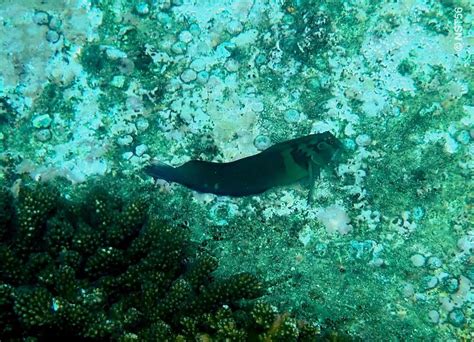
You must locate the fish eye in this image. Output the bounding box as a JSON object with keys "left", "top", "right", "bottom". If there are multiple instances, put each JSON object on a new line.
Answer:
{"left": 317, "top": 142, "right": 330, "bottom": 150}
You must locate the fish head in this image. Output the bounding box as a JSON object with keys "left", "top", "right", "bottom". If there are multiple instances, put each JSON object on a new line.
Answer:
{"left": 312, "top": 132, "right": 345, "bottom": 164}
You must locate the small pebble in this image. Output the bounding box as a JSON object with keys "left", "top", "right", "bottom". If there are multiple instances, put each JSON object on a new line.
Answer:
{"left": 157, "top": 12, "right": 172, "bottom": 25}
{"left": 180, "top": 69, "right": 197, "bottom": 83}
{"left": 32, "top": 114, "right": 52, "bottom": 128}
{"left": 136, "top": 118, "right": 149, "bottom": 132}
{"left": 445, "top": 278, "right": 459, "bottom": 293}
{"left": 122, "top": 152, "right": 133, "bottom": 160}
{"left": 117, "top": 135, "right": 133, "bottom": 146}
{"left": 255, "top": 53, "right": 267, "bottom": 65}
{"left": 35, "top": 129, "right": 52, "bottom": 142}
{"left": 171, "top": 41, "right": 187, "bottom": 54}
{"left": 284, "top": 109, "right": 300, "bottom": 123}
{"left": 422, "top": 275, "right": 438, "bottom": 290}
{"left": 343, "top": 138, "right": 356, "bottom": 150}
{"left": 135, "top": 2, "right": 149, "bottom": 15}
{"left": 250, "top": 100, "right": 264, "bottom": 113}
{"left": 127, "top": 96, "right": 143, "bottom": 112}
{"left": 428, "top": 310, "right": 440, "bottom": 324}
{"left": 46, "top": 30, "right": 60, "bottom": 43}
{"left": 437, "top": 272, "right": 450, "bottom": 282}
{"left": 190, "top": 58, "right": 206, "bottom": 72}
{"left": 189, "top": 23, "right": 201, "bottom": 35}
{"left": 33, "top": 11, "right": 49, "bottom": 25}
{"left": 226, "top": 20, "right": 243, "bottom": 35}
{"left": 457, "top": 235, "right": 474, "bottom": 253}
{"left": 448, "top": 309, "right": 465, "bottom": 327}
{"left": 130, "top": 155, "right": 141, "bottom": 165}
{"left": 255, "top": 53, "right": 266, "bottom": 65}
{"left": 179, "top": 30, "right": 193, "bottom": 43}
{"left": 356, "top": 134, "right": 372, "bottom": 147}
{"left": 196, "top": 71, "right": 209, "bottom": 84}
{"left": 426, "top": 256, "right": 442, "bottom": 270}
{"left": 456, "top": 130, "right": 470, "bottom": 144}
{"left": 48, "top": 17, "right": 62, "bottom": 30}
{"left": 413, "top": 207, "right": 424, "bottom": 220}
{"left": 166, "top": 78, "right": 181, "bottom": 92}
{"left": 440, "top": 297, "right": 454, "bottom": 312}
{"left": 254, "top": 135, "right": 271, "bottom": 151}
{"left": 224, "top": 59, "right": 239, "bottom": 72}
{"left": 410, "top": 254, "right": 425, "bottom": 267}
{"left": 135, "top": 144, "right": 148, "bottom": 156}
{"left": 118, "top": 58, "right": 135, "bottom": 75}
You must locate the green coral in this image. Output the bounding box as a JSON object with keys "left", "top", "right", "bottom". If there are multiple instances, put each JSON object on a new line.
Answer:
{"left": 13, "top": 287, "right": 54, "bottom": 328}
{"left": 0, "top": 187, "right": 13, "bottom": 241}
{"left": 0, "top": 180, "right": 329, "bottom": 340}
{"left": 252, "top": 301, "right": 278, "bottom": 329}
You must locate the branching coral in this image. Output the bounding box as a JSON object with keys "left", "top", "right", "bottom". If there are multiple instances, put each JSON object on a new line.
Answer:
{"left": 0, "top": 181, "right": 331, "bottom": 341}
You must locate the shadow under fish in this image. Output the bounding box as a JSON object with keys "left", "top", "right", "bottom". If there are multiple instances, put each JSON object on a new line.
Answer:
{"left": 144, "top": 132, "right": 344, "bottom": 201}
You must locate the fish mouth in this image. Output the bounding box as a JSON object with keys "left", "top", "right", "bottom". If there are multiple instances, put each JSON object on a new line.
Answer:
{"left": 331, "top": 140, "right": 349, "bottom": 162}
{"left": 330, "top": 142, "right": 349, "bottom": 163}
{"left": 331, "top": 148, "right": 342, "bottom": 162}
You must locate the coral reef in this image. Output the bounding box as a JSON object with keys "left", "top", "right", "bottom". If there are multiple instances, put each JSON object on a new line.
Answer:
{"left": 0, "top": 180, "right": 335, "bottom": 341}
{"left": 0, "top": 0, "right": 471, "bottom": 340}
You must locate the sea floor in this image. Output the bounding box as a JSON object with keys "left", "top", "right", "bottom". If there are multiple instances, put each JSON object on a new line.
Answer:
{"left": 0, "top": 0, "right": 472, "bottom": 340}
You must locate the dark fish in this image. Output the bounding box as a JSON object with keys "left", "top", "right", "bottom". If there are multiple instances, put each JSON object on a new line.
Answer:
{"left": 144, "top": 132, "right": 343, "bottom": 199}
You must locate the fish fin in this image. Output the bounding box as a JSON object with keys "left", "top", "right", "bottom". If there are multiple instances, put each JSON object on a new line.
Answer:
{"left": 307, "top": 160, "right": 320, "bottom": 205}
{"left": 143, "top": 162, "right": 179, "bottom": 182}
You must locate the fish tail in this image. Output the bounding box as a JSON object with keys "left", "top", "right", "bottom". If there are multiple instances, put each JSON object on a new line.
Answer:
{"left": 144, "top": 162, "right": 179, "bottom": 182}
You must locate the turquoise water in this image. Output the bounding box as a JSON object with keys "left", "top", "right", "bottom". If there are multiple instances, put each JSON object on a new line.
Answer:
{"left": 0, "top": 0, "right": 472, "bottom": 340}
